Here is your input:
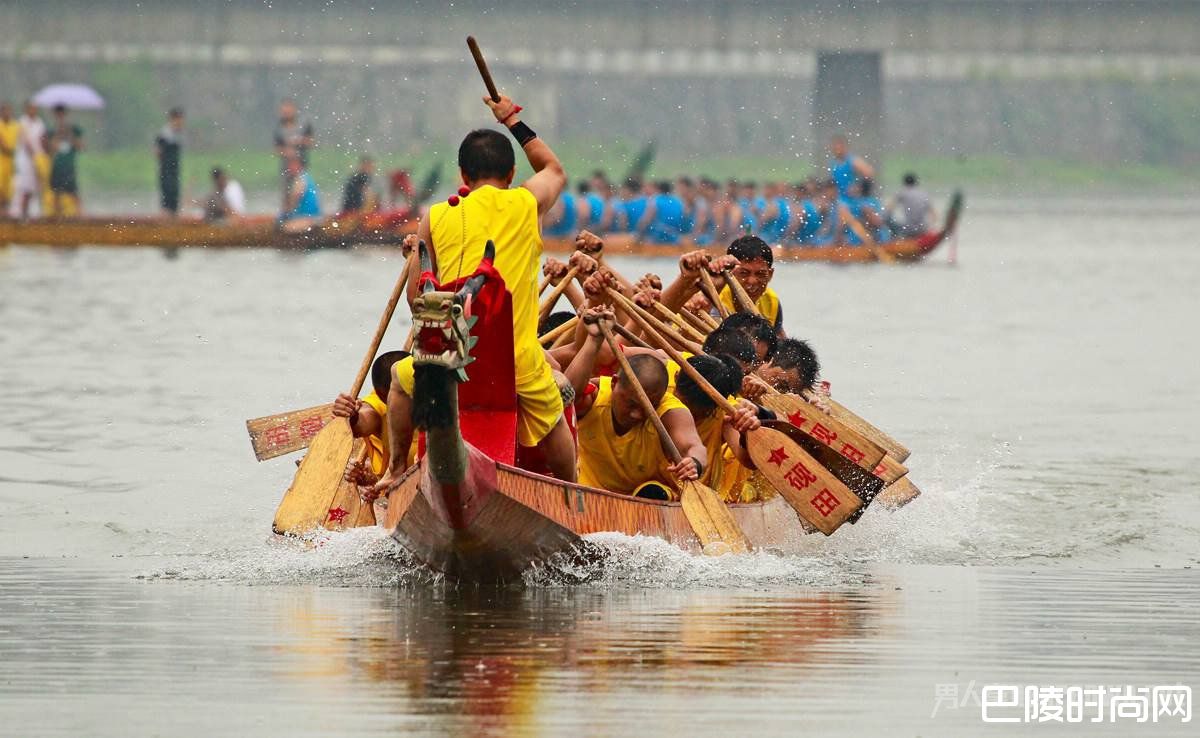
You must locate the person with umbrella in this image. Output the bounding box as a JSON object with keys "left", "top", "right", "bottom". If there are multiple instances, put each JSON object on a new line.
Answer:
{"left": 46, "top": 104, "right": 84, "bottom": 216}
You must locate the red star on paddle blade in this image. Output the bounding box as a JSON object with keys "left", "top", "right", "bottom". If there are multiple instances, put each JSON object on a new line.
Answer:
{"left": 327, "top": 507, "right": 350, "bottom": 523}
{"left": 787, "top": 411, "right": 806, "bottom": 427}
{"left": 767, "top": 446, "right": 789, "bottom": 466}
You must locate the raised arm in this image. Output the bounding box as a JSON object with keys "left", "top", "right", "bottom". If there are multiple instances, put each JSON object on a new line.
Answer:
{"left": 483, "top": 94, "right": 566, "bottom": 216}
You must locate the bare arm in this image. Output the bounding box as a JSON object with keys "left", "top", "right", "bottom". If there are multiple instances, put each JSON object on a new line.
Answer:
{"left": 662, "top": 408, "right": 707, "bottom": 471}
{"left": 481, "top": 95, "right": 566, "bottom": 216}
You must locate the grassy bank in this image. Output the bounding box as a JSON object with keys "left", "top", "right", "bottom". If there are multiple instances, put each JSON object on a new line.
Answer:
{"left": 76, "top": 144, "right": 1200, "bottom": 203}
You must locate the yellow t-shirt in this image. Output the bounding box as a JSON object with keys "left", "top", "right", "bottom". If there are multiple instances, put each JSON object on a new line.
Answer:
{"left": 360, "top": 390, "right": 418, "bottom": 473}
{"left": 664, "top": 351, "right": 694, "bottom": 395}
{"left": 0, "top": 119, "right": 19, "bottom": 161}
{"left": 719, "top": 285, "right": 781, "bottom": 329}
{"left": 577, "top": 377, "right": 688, "bottom": 495}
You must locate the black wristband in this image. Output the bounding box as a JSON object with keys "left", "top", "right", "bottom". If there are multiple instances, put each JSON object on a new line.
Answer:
{"left": 689, "top": 456, "right": 704, "bottom": 479}
{"left": 507, "top": 120, "right": 537, "bottom": 147}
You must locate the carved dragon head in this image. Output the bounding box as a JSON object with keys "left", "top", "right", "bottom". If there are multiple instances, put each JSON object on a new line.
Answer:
{"left": 410, "top": 240, "right": 493, "bottom": 382}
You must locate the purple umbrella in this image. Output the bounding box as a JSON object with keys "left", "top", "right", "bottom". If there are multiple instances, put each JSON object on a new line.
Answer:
{"left": 32, "top": 83, "right": 106, "bottom": 111}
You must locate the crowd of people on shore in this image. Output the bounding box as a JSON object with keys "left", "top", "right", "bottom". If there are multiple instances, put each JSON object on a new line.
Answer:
{"left": 3, "top": 95, "right": 936, "bottom": 248}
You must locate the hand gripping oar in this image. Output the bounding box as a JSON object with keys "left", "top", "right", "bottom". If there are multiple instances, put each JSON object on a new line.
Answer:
{"left": 697, "top": 268, "right": 730, "bottom": 319}
{"left": 538, "top": 265, "right": 579, "bottom": 324}
{"left": 598, "top": 321, "right": 749, "bottom": 554}
{"left": 612, "top": 293, "right": 864, "bottom": 535}
{"left": 272, "top": 247, "right": 416, "bottom": 535}
{"left": 467, "top": 36, "right": 501, "bottom": 102}
{"left": 721, "top": 268, "right": 760, "bottom": 316}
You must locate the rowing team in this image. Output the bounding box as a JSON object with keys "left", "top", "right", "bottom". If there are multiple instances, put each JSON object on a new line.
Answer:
{"left": 314, "top": 91, "right": 870, "bottom": 507}
{"left": 541, "top": 137, "right": 938, "bottom": 248}
{"left": 333, "top": 230, "right": 823, "bottom": 505}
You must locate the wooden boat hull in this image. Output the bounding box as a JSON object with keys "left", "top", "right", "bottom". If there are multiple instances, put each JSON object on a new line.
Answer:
{"left": 0, "top": 215, "right": 416, "bottom": 249}
{"left": 375, "top": 442, "right": 807, "bottom": 583}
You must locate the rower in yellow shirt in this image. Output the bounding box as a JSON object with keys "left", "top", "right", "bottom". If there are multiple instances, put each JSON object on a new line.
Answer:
{"left": 565, "top": 314, "right": 707, "bottom": 499}
{"left": 717, "top": 235, "right": 784, "bottom": 336}
{"left": 372, "top": 90, "right": 575, "bottom": 500}
{"left": 670, "top": 354, "right": 762, "bottom": 495}
{"left": 331, "top": 351, "right": 415, "bottom": 484}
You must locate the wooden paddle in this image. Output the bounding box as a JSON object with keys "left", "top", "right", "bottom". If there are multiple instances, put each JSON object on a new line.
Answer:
{"left": 822, "top": 395, "right": 911, "bottom": 463}
{"left": 467, "top": 36, "right": 501, "bottom": 102}
{"left": 677, "top": 305, "right": 716, "bottom": 337}
{"left": 652, "top": 303, "right": 707, "bottom": 343}
{"left": 538, "top": 265, "right": 579, "bottom": 324}
{"left": 324, "top": 443, "right": 372, "bottom": 531}
{"left": 876, "top": 476, "right": 921, "bottom": 509}
{"left": 697, "top": 268, "right": 730, "bottom": 319}
{"left": 692, "top": 306, "right": 721, "bottom": 332}
{"left": 606, "top": 288, "right": 703, "bottom": 354}
{"left": 599, "top": 322, "right": 749, "bottom": 554}
{"left": 842, "top": 207, "right": 896, "bottom": 264}
{"left": 538, "top": 274, "right": 553, "bottom": 296}
{"left": 721, "top": 268, "right": 760, "bottom": 315}
{"left": 272, "top": 252, "right": 413, "bottom": 535}
{"left": 615, "top": 299, "right": 862, "bottom": 535}
{"left": 754, "top": 391, "right": 886, "bottom": 473}
{"left": 539, "top": 315, "right": 579, "bottom": 346}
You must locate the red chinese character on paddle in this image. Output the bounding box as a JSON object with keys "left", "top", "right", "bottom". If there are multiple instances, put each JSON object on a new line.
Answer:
{"left": 784, "top": 461, "right": 818, "bottom": 491}
{"left": 840, "top": 443, "right": 866, "bottom": 465}
{"left": 810, "top": 489, "right": 840, "bottom": 517}
{"left": 811, "top": 422, "right": 837, "bottom": 446}
{"left": 298, "top": 416, "right": 325, "bottom": 439}
{"left": 874, "top": 462, "right": 887, "bottom": 477}
{"left": 264, "top": 426, "right": 291, "bottom": 446}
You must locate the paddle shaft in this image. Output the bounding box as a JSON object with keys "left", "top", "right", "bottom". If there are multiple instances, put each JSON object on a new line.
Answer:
{"left": 653, "top": 302, "right": 707, "bottom": 343}
{"left": 467, "top": 36, "right": 501, "bottom": 102}
{"left": 676, "top": 304, "right": 716, "bottom": 337}
{"left": 538, "top": 266, "right": 579, "bottom": 322}
{"left": 599, "top": 323, "right": 684, "bottom": 465}
{"left": 350, "top": 253, "right": 414, "bottom": 397}
{"left": 606, "top": 288, "right": 703, "bottom": 355}
{"left": 721, "top": 269, "right": 760, "bottom": 315}
{"left": 696, "top": 269, "right": 729, "bottom": 320}
{"left": 538, "top": 315, "right": 578, "bottom": 346}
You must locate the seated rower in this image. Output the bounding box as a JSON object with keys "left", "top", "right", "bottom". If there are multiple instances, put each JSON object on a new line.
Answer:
{"left": 701, "top": 327, "right": 757, "bottom": 376}
{"left": 279, "top": 154, "right": 321, "bottom": 232}
{"left": 671, "top": 354, "right": 760, "bottom": 490}
{"left": 886, "top": 172, "right": 937, "bottom": 238}
{"left": 719, "top": 312, "right": 778, "bottom": 367}
{"left": 567, "top": 325, "right": 707, "bottom": 500}
{"left": 340, "top": 155, "right": 378, "bottom": 215}
{"left": 755, "top": 337, "right": 821, "bottom": 395}
{"left": 331, "top": 350, "right": 412, "bottom": 485}
{"left": 632, "top": 180, "right": 685, "bottom": 244}
{"left": 717, "top": 236, "right": 785, "bottom": 336}
{"left": 203, "top": 167, "right": 246, "bottom": 222}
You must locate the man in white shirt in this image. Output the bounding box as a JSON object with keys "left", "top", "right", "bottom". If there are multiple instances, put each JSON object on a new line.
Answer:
{"left": 11, "top": 100, "right": 46, "bottom": 218}
{"left": 204, "top": 166, "right": 246, "bottom": 221}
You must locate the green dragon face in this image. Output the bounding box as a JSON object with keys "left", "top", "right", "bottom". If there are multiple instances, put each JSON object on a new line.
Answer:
{"left": 411, "top": 290, "right": 478, "bottom": 381}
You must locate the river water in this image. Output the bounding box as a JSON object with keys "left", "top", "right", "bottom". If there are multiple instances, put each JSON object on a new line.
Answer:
{"left": 1, "top": 198, "right": 1197, "bottom": 736}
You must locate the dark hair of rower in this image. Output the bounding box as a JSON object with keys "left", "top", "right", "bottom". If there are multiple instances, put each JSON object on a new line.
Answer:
{"left": 903, "top": 172, "right": 918, "bottom": 187}
{"left": 727, "top": 234, "right": 774, "bottom": 267}
{"left": 656, "top": 180, "right": 672, "bottom": 194}
{"left": 674, "top": 355, "right": 741, "bottom": 415}
{"left": 458, "top": 129, "right": 515, "bottom": 183}
{"left": 613, "top": 354, "right": 670, "bottom": 405}
{"left": 771, "top": 338, "right": 821, "bottom": 391}
{"left": 702, "top": 328, "right": 756, "bottom": 373}
{"left": 539, "top": 310, "right": 575, "bottom": 337}
{"left": 371, "top": 350, "right": 411, "bottom": 397}
{"left": 720, "top": 312, "right": 778, "bottom": 361}
{"left": 576, "top": 180, "right": 591, "bottom": 194}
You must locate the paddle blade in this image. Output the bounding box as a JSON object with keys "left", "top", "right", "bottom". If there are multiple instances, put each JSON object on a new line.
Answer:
{"left": 825, "top": 398, "right": 910, "bottom": 463}
{"left": 245, "top": 403, "right": 334, "bottom": 461}
{"left": 874, "top": 455, "right": 908, "bottom": 485}
{"left": 759, "top": 394, "right": 886, "bottom": 473}
{"left": 876, "top": 477, "right": 922, "bottom": 509}
{"left": 679, "top": 481, "right": 749, "bottom": 555}
{"left": 272, "top": 418, "right": 356, "bottom": 534}
{"left": 746, "top": 426, "right": 862, "bottom": 535}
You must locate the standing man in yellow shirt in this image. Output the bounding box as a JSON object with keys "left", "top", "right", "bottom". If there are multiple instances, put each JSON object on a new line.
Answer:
{"left": 370, "top": 91, "right": 575, "bottom": 499}
{"left": 0, "top": 102, "right": 20, "bottom": 214}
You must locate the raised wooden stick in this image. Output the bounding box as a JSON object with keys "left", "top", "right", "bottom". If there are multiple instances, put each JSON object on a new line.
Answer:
{"left": 598, "top": 322, "right": 749, "bottom": 553}
{"left": 721, "top": 268, "right": 760, "bottom": 315}
{"left": 619, "top": 301, "right": 863, "bottom": 535}
{"left": 697, "top": 269, "right": 729, "bottom": 319}
{"left": 466, "top": 36, "right": 500, "bottom": 102}
{"left": 538, "top": 274, "right": 553, "bottom": 295}
{"left": 677, "top": 305, "right": 716, "bottom": 337}
{"left": 538, "top": 265, "right": 579, "bottom": 323}
{"left": 539, "top": 315, "right": 579, "bottom": 346}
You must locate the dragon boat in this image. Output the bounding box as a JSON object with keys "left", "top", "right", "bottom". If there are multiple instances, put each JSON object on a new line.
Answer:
{"left": 362, "top": 243, "right": 909, "bottom": 584}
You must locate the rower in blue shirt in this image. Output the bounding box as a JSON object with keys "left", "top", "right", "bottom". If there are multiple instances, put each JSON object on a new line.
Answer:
{"left": 827, "top": 134, "right": 876, "bottom": 198}
{"left": 634, "top": 181, "right": 686, "bottom": 244}
{"left": 577, "top": 181, "right": 607, "bottom": 231}
{"left": 279, "top": 155, "right": 321, "bottom": 232}
{"left": 757, "top": 182, "right": 793, "bottom": 245}
{"left": 543, "top": 190, "right": 579, "bottom": 238}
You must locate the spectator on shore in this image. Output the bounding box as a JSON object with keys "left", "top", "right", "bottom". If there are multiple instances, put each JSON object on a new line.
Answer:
{"left": 46, "top": 104, "right": 83, "bottom": 216}
{"left": 155, "top": 107, "right": 185, "bottom": 217}
{"left": 274, "top": 98, "right": 314, "bottom": 207}
{"left": 11, "top": 100, "right": 46, "bottom": 218}
{"left": 203, "top": 166, "right": 246, "bottom": 222}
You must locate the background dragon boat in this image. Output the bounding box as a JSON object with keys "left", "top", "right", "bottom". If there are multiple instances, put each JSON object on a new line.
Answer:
{"left": 1, "top": 192, "right": 961, "bottom": 264}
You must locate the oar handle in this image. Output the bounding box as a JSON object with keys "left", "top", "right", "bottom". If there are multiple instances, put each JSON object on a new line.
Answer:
{"left": 467, "top": 36, "right": 501, "bottom": 102}
{"left": 653, "top": 302, "right": 706, "bottom": 342}
{"left": 609, "top": 289, "right": 735, "bottom": 415}
{"left": 350, "top": 250, "right": 415, "bottom": 397}
{"left": 721, "top": 268, "right": 760, "bottom": 316}
{"left": 538, "top": 265, "right": 580, "bottom": 321}
{"left": 697, "top": 269, "right": 729, "bottom": 319}
{"left": 606, "top": 287, "right": 703, "bottom": 355}
{"left": 599, "top": 322, "right": 683, "bottom": 464}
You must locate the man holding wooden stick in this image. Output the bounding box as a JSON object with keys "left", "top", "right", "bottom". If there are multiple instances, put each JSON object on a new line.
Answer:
{"left": 372, "top": 89, "right": 578, "bottom": 498}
